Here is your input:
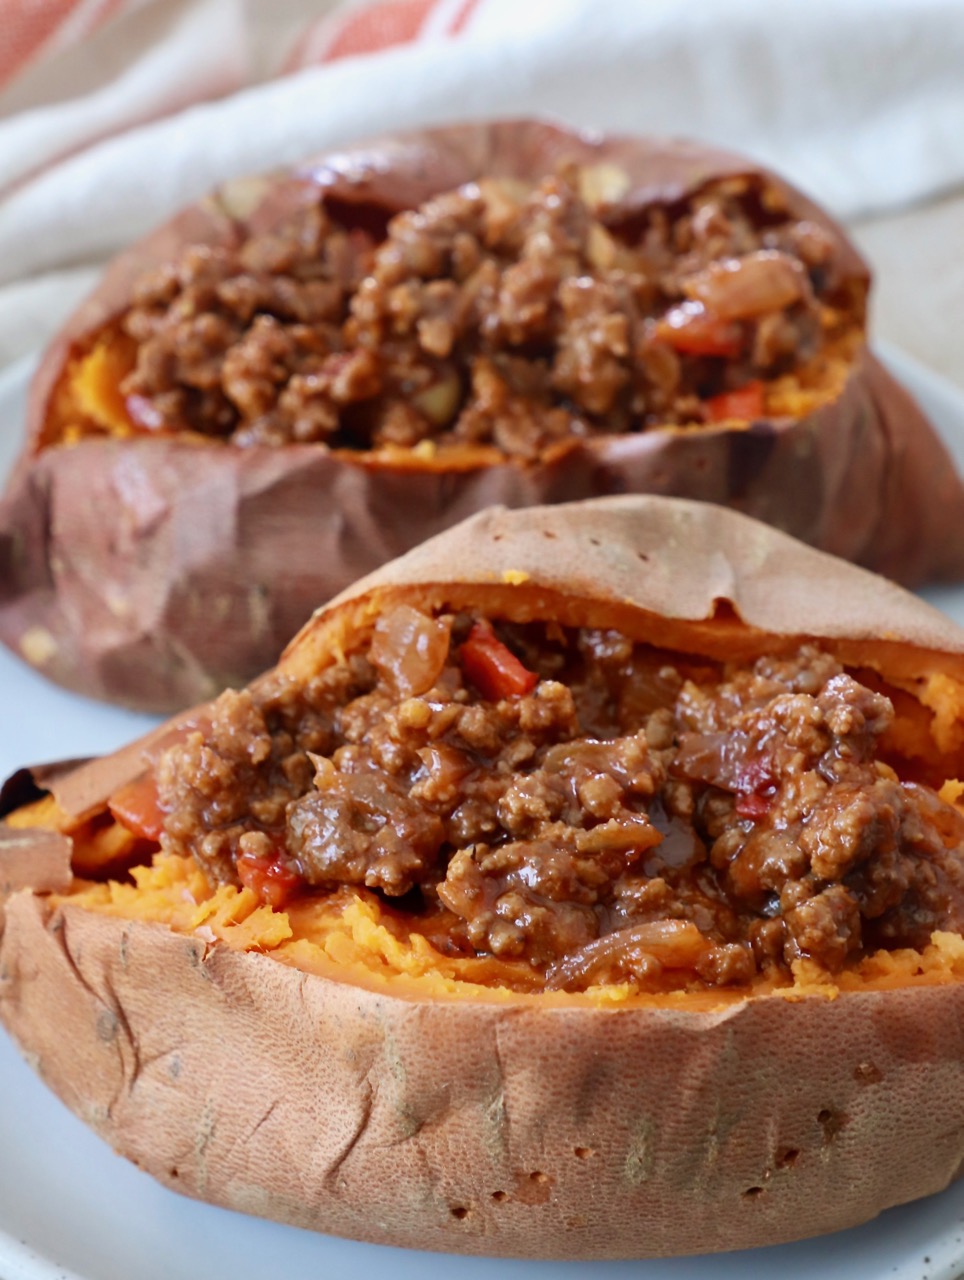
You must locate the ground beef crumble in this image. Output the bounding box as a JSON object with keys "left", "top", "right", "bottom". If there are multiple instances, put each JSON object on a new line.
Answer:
{"left": 114, "top": 170, "right": 847, "bottom": 457}
{"left": 157, "top": 612, "right": 964, "bottom": 991}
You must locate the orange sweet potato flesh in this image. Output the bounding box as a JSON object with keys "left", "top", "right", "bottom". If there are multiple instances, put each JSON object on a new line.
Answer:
{"left": 3, "top": 496, "right": 964, "bottom": 1258}
{"left": 0, "top": 121, "right": 961, "bottom": 716}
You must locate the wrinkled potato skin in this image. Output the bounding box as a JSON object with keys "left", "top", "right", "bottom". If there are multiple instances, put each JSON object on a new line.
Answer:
{"left": 1, "top": 122, "right": 963, "bottom": 712}
{"left": 2, "top": 894, "right": 964, "bottom": 1259}
{"left": 3, "top": 497, "right": 964, "bottom": 1257}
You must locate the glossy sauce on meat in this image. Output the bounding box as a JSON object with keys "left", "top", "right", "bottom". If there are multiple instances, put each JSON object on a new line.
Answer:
{"left": 157, "top": 611, "right": 964, "bottom": 991}
{"left": 116, "top": 170, "right": 844, "bottom": 454}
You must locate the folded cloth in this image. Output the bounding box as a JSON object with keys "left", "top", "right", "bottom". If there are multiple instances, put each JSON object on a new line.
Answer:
{"left": 1, "top": 0, "right": 964, "bottom": 367}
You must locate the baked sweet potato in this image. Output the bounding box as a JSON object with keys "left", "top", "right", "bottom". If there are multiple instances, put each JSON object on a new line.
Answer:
{"left": 4, "top": 495, "right": 964, "bottom": 1259}
{"left": 1, "top": 121, "right": 962, "bottom": 713}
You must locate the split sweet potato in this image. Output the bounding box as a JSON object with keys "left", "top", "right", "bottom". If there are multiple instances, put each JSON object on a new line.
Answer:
{"left": 0, "top": 121, "right": 961, "bottom": 713}
{"left": 3, "top": 496, "right": 964, "bottom": 1257}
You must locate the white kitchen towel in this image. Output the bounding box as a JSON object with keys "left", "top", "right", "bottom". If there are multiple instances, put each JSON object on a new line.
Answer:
{"left": 1, "top": 0, "right": 963, "bottom": 366}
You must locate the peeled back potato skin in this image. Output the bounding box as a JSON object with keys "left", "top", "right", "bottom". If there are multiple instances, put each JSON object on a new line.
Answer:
{"left": 1, "top": 121, "right": 962, "bottom": 712}
{"left": 3, "top": 496, "right": 964, "bottom": 1258}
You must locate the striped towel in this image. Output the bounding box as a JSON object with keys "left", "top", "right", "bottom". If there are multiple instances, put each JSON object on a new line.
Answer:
{"left": 1, "top": 0, "right": 963, "bottom": 367}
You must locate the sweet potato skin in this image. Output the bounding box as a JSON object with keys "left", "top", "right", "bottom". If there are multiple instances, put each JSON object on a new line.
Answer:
{"left": 2, "top": 892, "right": 964, "bottom": 1259}
{"left": 3, "top": 495, "right": 964, "bottom": 1256}
{"left": 0, "top": 349, "right": 956, "bottom": 711}
{"left": 1, "top": 121, "right": 962, "bottom": 711}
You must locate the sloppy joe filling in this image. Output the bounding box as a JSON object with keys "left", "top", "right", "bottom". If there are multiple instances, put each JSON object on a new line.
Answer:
{"left": 151, "top": 607, "right": 964, "bottom": 992}
{"left": 54, "top": 169, "right": 860, "bottom": 456}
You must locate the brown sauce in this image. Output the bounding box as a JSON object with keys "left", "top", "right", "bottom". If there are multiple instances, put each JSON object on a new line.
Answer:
{"left": 76, "top": 170, "right": 850, "bottom": 454}
{"left": 155, "top": 608, "right": 964, "bottom": 991}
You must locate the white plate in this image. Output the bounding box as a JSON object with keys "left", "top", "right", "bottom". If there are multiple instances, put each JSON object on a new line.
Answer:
{"left": 3, "top": 347, "right": 964, "bottom": 1280}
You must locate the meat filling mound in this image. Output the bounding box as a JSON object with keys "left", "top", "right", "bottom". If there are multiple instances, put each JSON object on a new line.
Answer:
{"left": 156, "top": 609, "right": 964, "bottom": 992}
{"left": 106, "top": 170, "right": 851, "bottom": 457}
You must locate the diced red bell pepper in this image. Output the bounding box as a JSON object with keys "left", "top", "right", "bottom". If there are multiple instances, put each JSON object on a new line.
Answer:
{"left": 704, "top": 381, "right": 766, "bottom": 423}
{"left": 653, "top": 302, "right": 743, "bottom": 358}
{"left": 734, "top": 792, "right": 772, "bottom": 822}
{"left": 237, "top": 850, "right": 303, "bottom": 910}
{"left": 108, "top": 774, "right": 165, "bottom": 843}
{"left": 461, "top": 620, "right": 538, "bottom": 701}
